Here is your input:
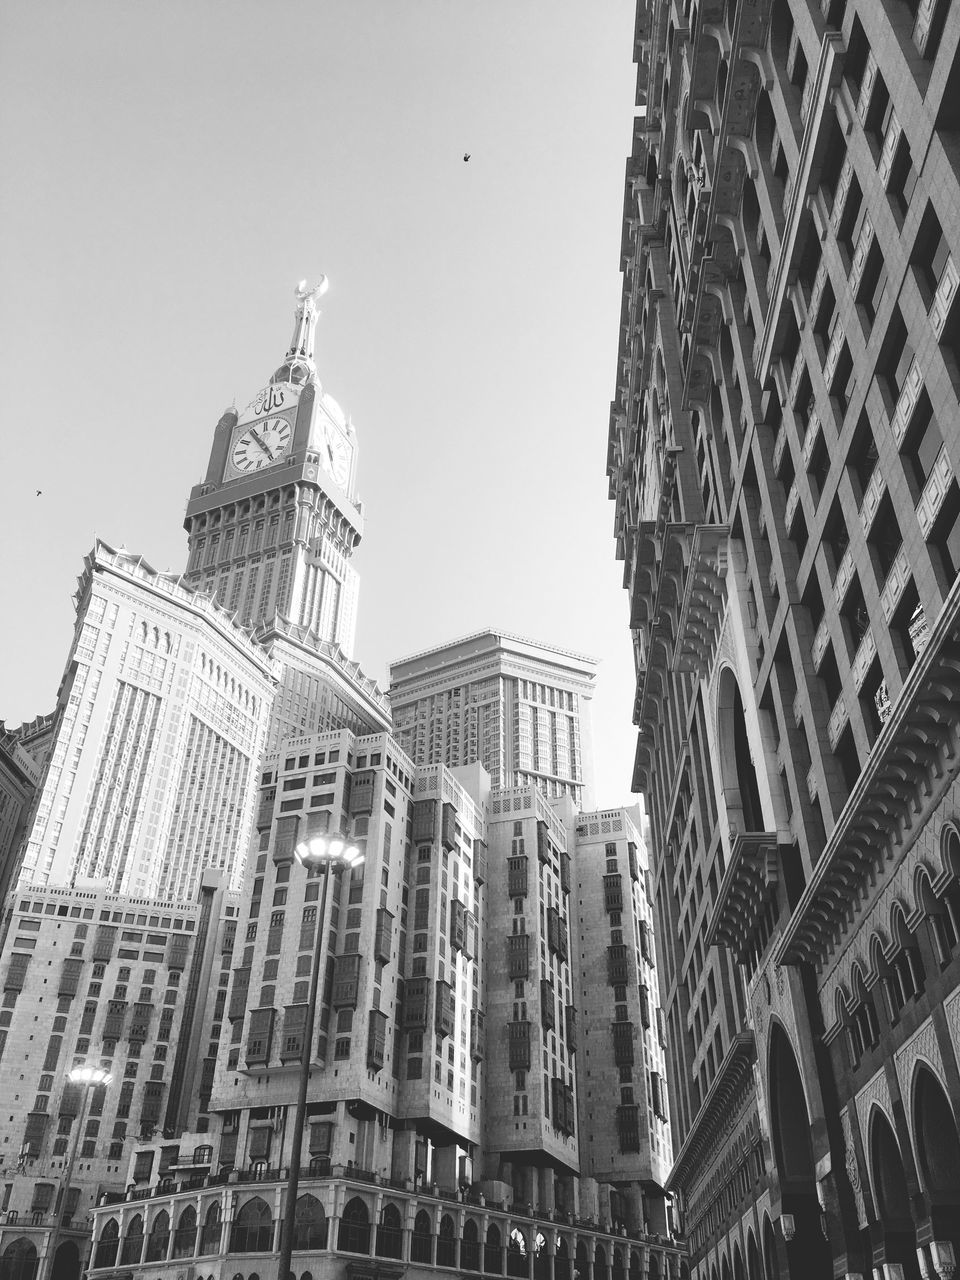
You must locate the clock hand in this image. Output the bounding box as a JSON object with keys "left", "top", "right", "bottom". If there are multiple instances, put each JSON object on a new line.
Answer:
{"left": 248, "top": 428, "right": 275, "bottom": 460}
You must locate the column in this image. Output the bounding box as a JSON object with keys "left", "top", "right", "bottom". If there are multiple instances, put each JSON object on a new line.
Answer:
{"left": 434, "top": 1145, "right": 459, "bottom": 1192}
{"left": 540, "top": 1168, "right": 556, "bottom": 1216}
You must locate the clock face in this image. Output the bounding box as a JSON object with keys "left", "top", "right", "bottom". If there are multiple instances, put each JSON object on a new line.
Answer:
{"left": 231, "top": 416, "right": 292, "bottom": 473}
{"left": 321, "top": 420, "right": 352, "bottom": 487}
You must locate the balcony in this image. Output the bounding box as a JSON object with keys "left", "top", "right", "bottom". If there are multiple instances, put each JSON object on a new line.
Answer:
{"left": 507, "top": 934, "right": 530, "bottom": 979}
{"left": 331, "top": 953, "right": 361, "bottom": 1008}
{"left": 603, "top": 873, "right": 624, "bottom": 913}
{"left": 673, "top": 525, "right": 730, "bottom": 679}
{"left": 607, "top": 945, "right": 630, "bottom": 985}
{"left": 704, "top": 832, "right": 781, "bottom": 964}
{"left": 612, "top": 1021, "right": 635, "bottom": 1066}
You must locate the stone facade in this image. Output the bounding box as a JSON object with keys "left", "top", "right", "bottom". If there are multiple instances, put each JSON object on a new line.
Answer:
{"left": 608, "top": 0, "right": 960, "bottom": 1276}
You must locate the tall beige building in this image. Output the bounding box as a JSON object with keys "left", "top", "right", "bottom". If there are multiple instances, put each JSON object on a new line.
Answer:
{"left": 390, "top": 631, "right": 597, "bottom": 806}
{"left": 15, "top": 542, "right": 279, "bottom": 901}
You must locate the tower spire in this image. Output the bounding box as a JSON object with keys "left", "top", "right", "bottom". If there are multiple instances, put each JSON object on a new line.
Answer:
{"left": 272, "top": 277, "right": 329, "bottom": 385}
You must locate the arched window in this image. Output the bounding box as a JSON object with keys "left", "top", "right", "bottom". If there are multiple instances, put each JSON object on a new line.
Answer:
{"left": 594, "top": 1244, "right": 608, "bottom": 1280}
{"left": 120, "top": 1214, "right": 145, "bottom": 1265}
{"left": 230, "top": 1197, "right": 273, "bottom": 1253}
{"left": 376, "top": 1204, "right": 402, "bottom": 1259}
{"left": 914, "top": 1065, "right": 960, "bottom": 1199}
{"left": 555, "top": 1237, "right": 571, "bottom": 1280}
{"left": 575, "top": 1240, "right": 591, "bottom": 1280}
{"left": 648, "top": 1253, "right": 660, "bottom": 1280}
{"left": 462, "top": 1218, "right": 481, "bottom": 1271}
{"left": 173, "top": 1205, "right": 197, "bottom": 1259}
{"left": 627, "top": 1247, "right": 641, "bottom": 1280}
{"left": 411, "top": 1210, "right": 434, "bottom": 1264}
{"left": 484, "top": 1224, "right": 503, "bottom": 1274}
{"left": 611, "top": 1245, "right": 626, "bottom": 1280}
{"left": 293, "top": 1195, "right": 327, "bottom": 1251}
{"left": 762, "top": 1216, "right": 777, "bottom": 1280}
{"left": 199, "top": 1203, "right": 222, "bottom": 1255}
{"left": 93, "top": 1220, "right": 120, "bottom": 1269}
{"left": 870, "top": 1109, "right": 915, "bottom": 1240}
{"left": 507, "top": 1228, "right": 528, "bottom": 1278}
{"left": 0, "top": 1238, "right": 38, "bottom": 1280}
{"left": 145, "top": 1210, "right": 170, "bottom": 1262}
{"left": 746, "top": 1230, "right": 763, "bottom": 1280}
{"left": 534, "top": 1231, "right": 549, "bottom": 1280}
{"left": 338, "top": 1197, "right": 370, "bottom": 1254}
{"left": 438, "top": 1215, "right": 457, "bottom": 1268}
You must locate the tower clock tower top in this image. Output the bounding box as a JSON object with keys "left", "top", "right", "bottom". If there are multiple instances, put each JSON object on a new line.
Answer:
{"left": 271, "top": 277, "right": 328, "bottom": 386}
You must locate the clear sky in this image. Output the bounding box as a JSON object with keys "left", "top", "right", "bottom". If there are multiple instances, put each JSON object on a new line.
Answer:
{"left": 0, "top": 1, "right": 641, "bottom": 808}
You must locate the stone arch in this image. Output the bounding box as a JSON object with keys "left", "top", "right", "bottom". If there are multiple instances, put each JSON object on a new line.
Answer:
{"left": 508, "top": 1227, "right": 529, "bottom": 1278}
{"left": 612, "top": 1245, "right": 626, "bottom": 1280}
{"left": 941, "top": 821, "right": 960, "bottom": 876}
{"left": 627, "top": 1247, "right": 641, "bottom": 1280}
{"left": 648, "top": 1252, "right": 661, "bottom": 1280}
{"left": 767, "top": 1022, "right": 831, "bottom": 1275}
{"left": 869, "top": 1107, "right": 919, "bottom": 1273}
{"left": 231, "top": 1197, "right": 272, "bottom": 1254}
{"left": 120, "top": 1213, "right": 145, "bottom": 1265}
{"left": 485, "top": 1223, "right": 503, "bottom": 1274}
{"left": 912, "top": 1063, "right": 960, "bottom": 1202}
{"left": 338, "top": 1197, "right": 370, "bottom": 1254}
{"left": 438, "top": 1214, "right": 457, "bottom": 1268}
{"left": 463, "top": 1219, "right": 481, "bottom": 1271}
{"left": 761, "top": 1216, "right": 777, "bottom": 1280}
{"left": 145, "top": 1208, "right": 170, "bottom": 1262}
{"left": 0, "top": 1239, "right": 38, "bottom": 1280}
{"left": 733, "top": 1242, "right": 745, "bottom": 1280}
{"left": 93, "top": 1219, "right": 120, "bottom": 1269}
{"left": 575, "top": 1238, "right": 592, "bottom": 1280}
{"left": 376, "top": 1203, "right": 403, "bottom": 1258}
{"left": 199, "top": 1202, "right": 223, "bottom": 1255}
{"left": 746, "top": 1230, "right": 762, "bottom": 1280}
{"left": 293, "top": 1194, "right": 326, "bottom": 1251}
{"left": 173, "top": 1204, "right": 197, "bottom": 1259}
{"left": 594, "top": 1242, "right": 608, "bottom": 1280}
{"left": 720, "top": 1255, "right": 732, "bottom": 1280}
{"left": 412, "top": 1209, "right": 434, "bottom": 1264}
{"left": 51, "top": 1240, "right": 80, "bottom": 1280}
{"left": 716, "top": 666, "right": 764, "bottom": 833}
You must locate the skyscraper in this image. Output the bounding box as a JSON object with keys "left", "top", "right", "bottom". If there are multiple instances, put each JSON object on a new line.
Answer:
{"left": 609, "top": 0, "right": 960, "bottom": 1276}
{"left": 390, "top": 630, "right": 597, "bottom": 806}
{"left": 183, "top": 279, "right": 391, "bottom": 750}
{"left": 15, "top": 542, "right": 278, "bottom": 900}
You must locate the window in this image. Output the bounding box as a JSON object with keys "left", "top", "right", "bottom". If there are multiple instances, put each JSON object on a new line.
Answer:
{"left": 912, "top": 203, "right": 950, "bottom": 307}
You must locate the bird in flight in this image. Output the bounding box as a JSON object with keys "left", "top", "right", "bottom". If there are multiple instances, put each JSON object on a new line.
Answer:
{"left": 463, "top": 153, "right": 471, "bottom": 162}
{"left": 36, "top": 490, "right": 42, "bottom": 496}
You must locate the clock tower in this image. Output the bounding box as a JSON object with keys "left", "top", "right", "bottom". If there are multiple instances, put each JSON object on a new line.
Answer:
{"left": 184, "top": 281, "right": 390, "bottom": 744}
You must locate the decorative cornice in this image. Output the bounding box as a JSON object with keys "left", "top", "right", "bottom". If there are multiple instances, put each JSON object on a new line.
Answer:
{"left": 666, "top": 1031, "right": 757, "bottom": 1192}
{"left": 705, "top": 832, "right": 781, "bottom": 962}
{"left": 673, "top": 524, "right": 730, "bottom": 677}
{"left": 777, "top": 574, "right": 960, "bottom": 967}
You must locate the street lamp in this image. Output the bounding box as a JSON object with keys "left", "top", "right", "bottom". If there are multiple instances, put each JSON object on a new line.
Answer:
{"left": 40, "top": 1064, "right": 112, "bottom": 1280}
{"left": 277, "top": 828, "right": 364, "bottom": 1280}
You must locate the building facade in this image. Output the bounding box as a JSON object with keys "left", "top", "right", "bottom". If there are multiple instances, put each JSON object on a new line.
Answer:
{"left": 0, "top": 874, "right": 238, "bottom": 1279}
{"left": 14, "top": 541, "right": 279, "bottom": 901}
{"left": 0, "top": 720, "right": 47, "bottom": 913}
{"left": 562, "top": 806, "right": 673, "bottom": 1234}
{"left": 609, "top": 0, "right": 960, "bottom": 1277}
{"left": 389, "top": 631, "right": 597, "bottom": 806}
{"left": 182, "top": 280, "right": 391, "bottom": 752}
{"left": 85, "top": 731, "right": 684, "bottom": 1280}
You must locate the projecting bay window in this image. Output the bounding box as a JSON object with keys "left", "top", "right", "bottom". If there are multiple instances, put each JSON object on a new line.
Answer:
{"left": 435, "top": 981, "right": 455, "bottom": 1038}
{"left": 412, "top": 798, "right": 438, "bottom": 843}
{"left": 612, "top": 1021, "right": 635, "bottom": 1066}
{"left": 245, "top": 1007, "right": 276, "bottom": 1066}
{"left": 470, "top": 1008, "right": 486, "bottom": 1062}
{"left": 607, "top": 944, "right": 630, "bottom": 985}
{"left": 507, "top": 934, "right": 530, "bottom": 979}
{"left": 374, "top": 908, "right": 393, "bottom": 963}
{"left": 367, "top": 1009, "right": 388, "bottom": 1071}
{"left": 474, "top": 840, "right": 487, "bottom": 885}
{"left": 616, "top": 1105, "right": 641, "bottom": 1153}
{"left": 450, "top": 900, "right": 467, "bottom": 953}
{"left": 536, "top": 821, "right": 549, "bottom": 864}
{"left": 604, "top": 873, "right": 624, "bottom": 913}
{"left": 402, "top": 977, "right": 430, "bottom": 1031}
{"left": 508, "top": 1021, "right": 531, "bottom": 1070}
{"left": 331, "top": 953, "right": 361, "bottom": 1008}
{"left": 280, "top": 1004, "right": 308, "bottom": 1062}
{"left": 540, "top": 980, "right": 556, "bottom": 1030}
{"left": 441, "top": 802, "right": 457, "bottom": 852}
{"left": 508, "top": 856, "right": 529, "bottom": 897}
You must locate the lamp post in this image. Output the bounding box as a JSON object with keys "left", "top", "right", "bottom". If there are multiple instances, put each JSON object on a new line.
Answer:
{"left": 277, "top": 829, "right": 364, "bottom": 1280}
{"left": 40, "top": 1064, "right": 112, "bottom": 1280}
